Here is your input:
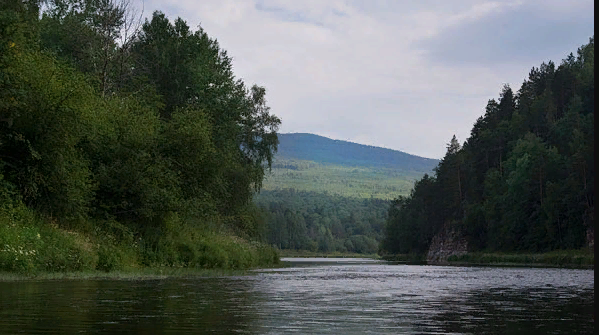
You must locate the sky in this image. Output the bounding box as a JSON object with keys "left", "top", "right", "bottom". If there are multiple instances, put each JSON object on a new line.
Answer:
{"left": 140, "top": 0, "right": 593, "bottom": 159}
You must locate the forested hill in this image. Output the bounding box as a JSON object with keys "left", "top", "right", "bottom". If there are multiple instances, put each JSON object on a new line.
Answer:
{"left": 276, "top": 133, "right": 438, "bottom": 173}
{"left": 257, "top": 133, "right": 439, "bottom": 253}
{"left": 381, "top": 37, "right": 594, "bottom": 256}
{"left": 261, "top": 133, "right": 438, "bottom": 200}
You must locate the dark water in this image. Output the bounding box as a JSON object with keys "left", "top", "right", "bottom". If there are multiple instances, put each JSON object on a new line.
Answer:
{"left": 0, "top": 258, "right": 594, "bottom": 334}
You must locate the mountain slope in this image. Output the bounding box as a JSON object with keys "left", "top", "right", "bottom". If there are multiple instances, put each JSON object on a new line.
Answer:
{"left": 259, "top": 133, "right": 439, "bottom": 200}
{"left": 262, "top": 159, "right": 418, "bottom": 199}
{"left": 275, "top": 133, "right": 438, "bottom": 173}
{"left": 256, "top": 134, "right": 440, "bottom": 253}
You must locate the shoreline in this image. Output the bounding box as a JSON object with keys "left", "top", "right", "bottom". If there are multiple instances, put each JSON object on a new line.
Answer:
{"left": 437, "top": 261, "right": 594, "bottom": 269}
{"left": 278, "top": 250, "right": 381, "bottom": 259}
{"left": 0, "top": 266, "right": 281, "bottom": 282}
{"left": 381, "top": 250, "right": 594, "bottom": 269}
{"left": 2, "top": 250, "right": 593, "bottom": 281}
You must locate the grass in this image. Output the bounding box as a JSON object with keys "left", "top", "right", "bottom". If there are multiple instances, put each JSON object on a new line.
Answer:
{"left": 0, "top": 204, "right": 281, "bottom": 279}
{"left": 446, "top": 249, "right": 594, "bottom": 269}
{"left": 279, "top": 249, "right": 381, "bottom": 259}
{"left": 262, "top": 158, "right": 420, "bottom": 199}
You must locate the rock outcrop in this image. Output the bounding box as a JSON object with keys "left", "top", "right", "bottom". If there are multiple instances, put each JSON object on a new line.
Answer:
{"left": 426, "top": 222, "right": 468, "bottom": 264}
{"left": 585, "top": 207, "right": 594, "bottom": 250}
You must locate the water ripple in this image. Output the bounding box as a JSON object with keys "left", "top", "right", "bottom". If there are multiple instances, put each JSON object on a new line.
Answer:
{"left": 0, "top": 263, "right": 593, "bottom": 334}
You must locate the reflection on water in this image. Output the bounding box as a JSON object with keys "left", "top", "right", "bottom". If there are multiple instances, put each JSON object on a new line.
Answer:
{"left": 0, "top": 260, "right": 594, "bottom": 334}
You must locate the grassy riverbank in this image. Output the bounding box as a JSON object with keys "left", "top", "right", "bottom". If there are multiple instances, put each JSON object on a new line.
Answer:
{"left": 447, "top": 250, "right": 594, "bottom": 269}
{"left": 0, "top": 205, "right": 280, "bottom": 278}
{"left": 381, "top": 250, "right": 594, "bottom": 268}
{"left": 0, "top": 268, "right": 264, "bottom": 282}
{"left": 279, "top": 249, "right": 381, "bottom": 259}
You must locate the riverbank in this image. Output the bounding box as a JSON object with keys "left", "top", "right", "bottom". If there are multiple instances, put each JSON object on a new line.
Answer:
{"left": 279, "top": 250, "right": 381, "bottom": 259}
{"left": 381, "top": 250, "right": 594, "bottom": 269}
{"left": 0, "top": 267, "right": 265, "bottom": 281}
{"left": 446, "top": 250, "right": 594, "bottom": 269}
{"left": 378, "top": 253, "right": 426, "bottom": 263}
{"left": 0, "top": 205, "right": 280, "bottom": 278}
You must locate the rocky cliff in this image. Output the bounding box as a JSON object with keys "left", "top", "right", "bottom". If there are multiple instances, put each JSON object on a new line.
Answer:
{"left": 585, "top": 207, "right": 594, "bottom": 250}
{"left": 426, "top": 223, "right": 468, "bottom": 264}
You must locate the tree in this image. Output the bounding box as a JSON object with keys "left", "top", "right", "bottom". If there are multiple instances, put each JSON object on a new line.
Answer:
{"left": 40, "top": 0, "right": 143, "bottom": 95}
{"left": 381, "top": 37, "right": 594, "bottom": 255}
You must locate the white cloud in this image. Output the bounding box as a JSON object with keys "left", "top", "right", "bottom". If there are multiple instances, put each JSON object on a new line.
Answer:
{"left": 141, "top": 0, "right": 593, "bottom": 158}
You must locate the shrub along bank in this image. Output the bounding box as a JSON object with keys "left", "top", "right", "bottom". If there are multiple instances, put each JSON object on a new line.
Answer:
{"left": 0, "top": 204, "right": 279, "bottom": 275}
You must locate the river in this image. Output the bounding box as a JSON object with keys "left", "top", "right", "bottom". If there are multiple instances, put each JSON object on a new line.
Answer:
{"left": 0, "top": 258, "right": 594, "bottom": 334}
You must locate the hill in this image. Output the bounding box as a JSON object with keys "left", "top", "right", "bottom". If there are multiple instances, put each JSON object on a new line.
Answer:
{"left": 276, "top": 133, "right": 438, "bottom": 172}
{"left": 259, "top": 134, "right": 439, "bottom": 200}
{"left": 257, "top": 133, "right": 440, "bottom": 253}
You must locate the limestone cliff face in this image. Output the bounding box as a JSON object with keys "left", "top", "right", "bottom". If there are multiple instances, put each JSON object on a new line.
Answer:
{"left": 426, "top": 223, "right": 468, "bottom": 264}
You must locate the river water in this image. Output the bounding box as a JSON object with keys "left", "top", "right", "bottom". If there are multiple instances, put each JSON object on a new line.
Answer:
{"left": 0, "top": 258, "right": 594, "bottom": 334}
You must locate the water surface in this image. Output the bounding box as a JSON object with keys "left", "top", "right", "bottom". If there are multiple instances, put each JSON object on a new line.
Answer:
{"left": 0, "top": 258, "right": 594, "bottom": 334}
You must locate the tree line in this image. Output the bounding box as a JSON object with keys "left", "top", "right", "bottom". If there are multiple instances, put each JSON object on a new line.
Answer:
{"left": 0, "top": 0, "right": 280, "bottom": 268}
{"left": 257, "top": 189, "right": 389, "bottom": 254}
{"left": 381, "top": 37, "right": 594, "bottom": 255}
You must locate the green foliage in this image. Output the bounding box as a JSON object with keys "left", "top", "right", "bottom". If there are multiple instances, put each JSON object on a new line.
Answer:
{"left": 381, "top": 37, "right": 595, "bottom": 256}
{"left": 0, "top": 203, "right": 280, "bottom": 274}
{"left": 447, "top": 250, "right": 594, "bottom": 267}
{"left": 257, "top": 189, "right": 388, "bottom": 254}
{"left": 0, "top": 3, "right": 281, "bottom": 273}
{"left": 0, "top": 205, "right": 97, "bottom": 273}
{"left": 1, "top": 48, "right": 96, "bottom": 218}
{"left": 125, "top": 11, "right": 280, "bottom": 216}
{"left": 379, "top": 175, "right": 441, "bottom": 255}
{"left": 137, "top": 212, "right": 279, "bottom": 269}
{"left": 95, "top": 244, "right": 123, "bottom": 272}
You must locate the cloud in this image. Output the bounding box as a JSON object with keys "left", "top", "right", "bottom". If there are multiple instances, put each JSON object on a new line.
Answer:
{"left": 415, "top": 0, "right": 594, "bottom": 67}
{"left": 141, "top": 0, "right": 594, "bottom": 159}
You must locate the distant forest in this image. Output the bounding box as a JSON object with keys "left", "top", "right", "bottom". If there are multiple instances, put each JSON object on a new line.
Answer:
{"left": 256, "top": 133, "right": 437, "bottom": 254}
{"left": 381, "top": 37, "right": 594, "bottom": 255}
{"left": 262, "top": 158, "right": 420, "bottom": 200}
{"left": 256, "top": 189, "right": 389, "bottom": 254}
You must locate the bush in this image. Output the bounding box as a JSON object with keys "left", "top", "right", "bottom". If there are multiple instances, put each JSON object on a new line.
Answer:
{"left": 0, "top": 205, "right": 97, "bottom": 273}
{"left": 96, "top": 245, "right": 124, "bottom": 272}
{"left": 0, "top": 199, "right": 280, "bottom": 275}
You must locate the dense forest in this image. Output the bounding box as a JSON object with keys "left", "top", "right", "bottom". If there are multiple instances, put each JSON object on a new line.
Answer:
{"left": 0, "top": 0, "right": 280, "bottom": 272}
{"left": 256, "top": 189, "right": 389, "bottom": 254}
{"left": 380, "top": 38, "right": 594, "bottom": 256}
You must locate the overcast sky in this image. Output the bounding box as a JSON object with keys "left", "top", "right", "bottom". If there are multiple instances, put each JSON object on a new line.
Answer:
{"left": 141, "top": 0, "right": 593, "bottom": 159}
